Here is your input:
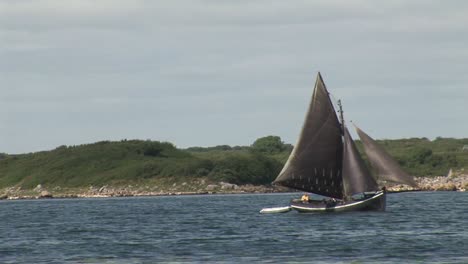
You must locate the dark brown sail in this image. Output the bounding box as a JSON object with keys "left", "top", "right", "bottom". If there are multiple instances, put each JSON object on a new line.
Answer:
{"left": 355, "top": 126, "right": 418, "bottom": 187}
{"left": 273, "top": 72, "right": 344, "bottom": 199}
{"left": 342, "top": 127, "right": 379, "bottom": 197}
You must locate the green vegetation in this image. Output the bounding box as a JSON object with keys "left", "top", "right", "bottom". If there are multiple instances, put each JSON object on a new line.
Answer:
{"left": 0, "top": 136, "right": 467, "bottom": 189}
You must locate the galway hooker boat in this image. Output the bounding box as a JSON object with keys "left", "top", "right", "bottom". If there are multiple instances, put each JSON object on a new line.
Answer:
{"left": 271, "top": 72, "right": 417, "bottom": 213}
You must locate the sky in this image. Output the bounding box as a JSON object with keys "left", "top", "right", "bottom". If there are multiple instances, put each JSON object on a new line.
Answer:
{"left": 1, "top": 0, "right": 468, "bottom": 154}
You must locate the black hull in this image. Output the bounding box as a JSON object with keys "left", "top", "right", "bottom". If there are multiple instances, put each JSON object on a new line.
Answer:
{"left": 290, "top": 191, "right": 386, "bottom": 213}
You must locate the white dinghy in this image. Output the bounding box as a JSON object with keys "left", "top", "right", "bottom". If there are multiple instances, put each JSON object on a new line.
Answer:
{"left": 259, "top": 206, "right": 292, "bottom": 214}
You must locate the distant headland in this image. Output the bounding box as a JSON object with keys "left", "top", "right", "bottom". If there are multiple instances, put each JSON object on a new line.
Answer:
{"left": 1, "top": 136, "right": 467, "bottom": 200}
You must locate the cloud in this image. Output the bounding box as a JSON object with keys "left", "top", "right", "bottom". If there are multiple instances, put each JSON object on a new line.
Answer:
{"left": 1, "top": 0, "right": 468, "bottom": 153}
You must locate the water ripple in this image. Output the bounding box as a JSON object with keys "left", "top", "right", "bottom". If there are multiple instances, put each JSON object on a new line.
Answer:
{"left": 0, "top": 192, "right": 467, "bottom": 263}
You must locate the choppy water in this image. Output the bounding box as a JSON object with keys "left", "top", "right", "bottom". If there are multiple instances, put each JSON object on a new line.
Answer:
{"left": 0, "top": 192, "right": 467, "bottom": 263}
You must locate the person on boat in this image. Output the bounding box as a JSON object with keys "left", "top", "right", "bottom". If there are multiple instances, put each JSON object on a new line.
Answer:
{"left": 301, "top": 193, "right": 310, "bottom": 203}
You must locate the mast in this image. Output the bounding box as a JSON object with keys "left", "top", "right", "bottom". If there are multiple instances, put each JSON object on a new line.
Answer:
{"left": 337, "top": 100, "right": 345, "bottom": 135}
{"left": 337, "top": 100, "right": 379, "bottom": 198}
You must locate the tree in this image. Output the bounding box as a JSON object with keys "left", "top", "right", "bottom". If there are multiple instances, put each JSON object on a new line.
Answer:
{"left": 251, "top": 136, "right": 286, "bottom": 154}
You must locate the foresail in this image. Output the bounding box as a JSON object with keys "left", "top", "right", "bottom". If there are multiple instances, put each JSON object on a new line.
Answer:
{"left": 273, "top": 72, "right": 344, "bottom": 199}
{"left": 342, "top": 127, "right": 379, "bottom": 197}
{"left": 355, "top": 126, "right": 418, "bottom": 187}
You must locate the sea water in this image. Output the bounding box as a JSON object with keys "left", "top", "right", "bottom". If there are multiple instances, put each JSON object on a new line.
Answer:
{"left": 0, "top": 192, "right": 466, "bottom": 263}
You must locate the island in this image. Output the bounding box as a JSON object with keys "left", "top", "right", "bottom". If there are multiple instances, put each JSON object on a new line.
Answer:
{"left": 1, "top": 136, "right": 467, "bottom": 200}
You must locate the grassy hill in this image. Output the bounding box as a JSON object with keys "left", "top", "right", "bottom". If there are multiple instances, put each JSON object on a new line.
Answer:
{"left": 1, "top": 136, "right": 467, "bottom": 190}
{"left": 0, "top": 139, "right": 282, "bottom": 189}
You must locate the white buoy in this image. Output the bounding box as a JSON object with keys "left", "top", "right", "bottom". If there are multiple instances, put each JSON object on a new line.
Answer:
{"left": 259, "top": 206, "right": 292, "bottom": 214}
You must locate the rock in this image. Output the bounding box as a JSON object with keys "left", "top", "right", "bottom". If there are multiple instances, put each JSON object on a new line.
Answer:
{"left": 89, "top": 186, "right": 98, "bottom": 193}
{"left": 220, "top": 182, "right": 239, "bottom": 190}
{"left": 99, "top": 186, "right": 107, "bottom": 193}
{"left": 442, "top": 183, "right": 457, "bottom": 191}
{"left": 413, "top": 174, "right": 468, "bottom": 192}
{"left": 447, "top": 169, "right": 453, "bottom": 178}
{"left": 206, "top": 184, "right": 218, "bottom": 191}
{"left": 39, "top": 190, "right": 53, "bottom": 198}
{"left": 34, "top": 184, "right": 43, "bottom": 191}
{"left": 0, "top": 194, "right": 7, "bottom": 200}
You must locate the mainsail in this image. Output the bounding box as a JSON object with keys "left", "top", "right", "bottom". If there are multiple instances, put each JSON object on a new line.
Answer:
{"left": 355, "top": 126, "right": 418, "bottom": 187}
{"left": 342, "top": 127, "right": 379, "bottom": 197}
{"left": 273, "top": 72, "right": 344, "bottom": 199}
{"left": 273, "top": 72, "right": 415, "bottom": 200}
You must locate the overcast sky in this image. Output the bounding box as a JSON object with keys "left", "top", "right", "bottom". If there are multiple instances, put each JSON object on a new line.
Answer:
{"left": 1, "top": 0, "right": 468, "bottom": 154}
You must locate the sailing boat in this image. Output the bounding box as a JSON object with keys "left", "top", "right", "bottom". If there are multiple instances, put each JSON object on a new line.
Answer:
{"left": 271, "top": 72, "right": 418, "bottom": 213}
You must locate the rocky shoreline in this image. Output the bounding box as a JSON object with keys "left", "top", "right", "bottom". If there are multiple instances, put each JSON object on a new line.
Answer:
{"left": 388, "top": 173, "right": 467, "bottom": 192}
{"left": 0, "top": 182, "right": 284, "bottom": 200}
{"left": 1, "top": 174, "right": 467, "bottom": 201}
